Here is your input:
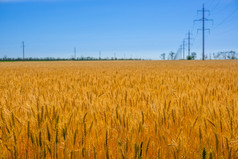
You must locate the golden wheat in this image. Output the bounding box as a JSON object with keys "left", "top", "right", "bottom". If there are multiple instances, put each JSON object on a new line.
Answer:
{"left": 0, "top": 60, "right": 238, "bottom": 158}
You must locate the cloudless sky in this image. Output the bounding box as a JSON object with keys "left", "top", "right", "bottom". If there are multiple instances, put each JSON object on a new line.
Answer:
{"left": 0, "top": 0, "right": 237, "bottom": 59}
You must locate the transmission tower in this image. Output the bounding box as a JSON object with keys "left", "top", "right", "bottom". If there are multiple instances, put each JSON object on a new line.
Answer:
{"left": 194, "top": 4, "right": 213, "bottom": 60}
{"left": 182, "top": 40, "right": 186, "bottom": 60}
{"left": 184, "top": 31, "right": 193, "bottom": 57}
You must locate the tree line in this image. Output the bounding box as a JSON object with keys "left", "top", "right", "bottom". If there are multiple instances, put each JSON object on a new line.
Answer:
{"left": 0, "top": 56, "right": 144, "bottom": 61}
{"left": 161, "top": 51, "right": 237, "bottom": 60}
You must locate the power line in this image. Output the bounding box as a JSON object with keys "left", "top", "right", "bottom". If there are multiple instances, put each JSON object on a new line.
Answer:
{"left": 222, "top": 26, "right": 238, "bottom": 35}
{"left": 207, "top": 0, "right": 216, "bottom": 9}
{"left": 210, "top": 0, "right": 221, "bottom": 11}
{"left": 194, "top": 4, "right": 213, "bottom": 60}
{"left": 213, "top": 8, "right": 238, "bottom": 30}
{"left": 211, "top": 2, "right": 235, "bottom": 16}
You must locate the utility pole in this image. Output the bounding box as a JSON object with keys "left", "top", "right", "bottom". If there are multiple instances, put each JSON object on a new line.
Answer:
{"left": 22, "top": 41, "right": 25, "bottom": 61}
{"left": 188, "top": 31, "right": 190, "bottom": 56}
{"left": 178, "top": 45, "right": 182, "bottom": 60}
{"left": 185, "top": 31, "right": 192, "bottom": 56}
{"left": 182, "top": 40, "right": 186, "bottom": 60}
{"left": 99, "top": 51, "right": 101, "bottom": 60}
{"left": 74, "top": 48, "right": 76, "bottom": 60}
{"left": 202, "top": 5, "right": 205, "bottom": 60}
{"left": 194, "top": 4, "right": 213, "bottom": 60}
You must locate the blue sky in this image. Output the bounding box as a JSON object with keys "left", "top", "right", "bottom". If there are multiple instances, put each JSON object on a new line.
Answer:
{"left": 0, "top": 0, "right": 237, "bottom": 59}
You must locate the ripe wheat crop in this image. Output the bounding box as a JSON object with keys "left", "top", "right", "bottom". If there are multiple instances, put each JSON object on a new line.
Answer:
{"left": 0, "top": 61, "right": 238, "bottom": 158}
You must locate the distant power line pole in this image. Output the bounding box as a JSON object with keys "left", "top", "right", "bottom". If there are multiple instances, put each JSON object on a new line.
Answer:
{"left": 188, "top": 31, "right": 191, "bottom": 56}
{"left": 22, "top": 41, "right": 25, "bottom": 61}
{"left": 74, "top": 48, "right": 76, "bottom": 59}
{"left": 182, "top": 40, "right": 186, "bottom": 59}
{"left": 194, "top": 4, "right": 213, "bottom": 60}
{"left": 99, "top": 51, "right": 101, "bottom": 60}
{"left": 185, "top": 31, "right": 192, "bottom": 56}
{"left": 178, "top": 45, "right": 182, "bottom": 59}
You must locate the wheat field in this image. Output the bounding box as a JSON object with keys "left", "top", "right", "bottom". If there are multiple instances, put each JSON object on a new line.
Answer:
{"left": 0, "top": 61, "right": 238, "bottom": 158}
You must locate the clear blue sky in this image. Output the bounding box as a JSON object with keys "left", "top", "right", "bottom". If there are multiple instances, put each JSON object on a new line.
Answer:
{"left": 0, "top": 0, "right": 237, "bottom": 59}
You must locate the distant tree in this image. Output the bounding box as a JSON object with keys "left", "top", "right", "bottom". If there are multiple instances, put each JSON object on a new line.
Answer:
{"left": 187, "top": 56, "right": 193, "bottom": 60}
{"left": 211, "top": 51, "right": 237, "bottom": 60}
{"left": 227, "top": 51, "right": 236, "bottom": 59}
{"left": 3, "top": 55, "right": 7, "bottom": 60}
{"left": 169, "top": 51, "right": 175, "bottom": 60}
{"left": 191, "top": 52, "right": 197, "bottom": 60}
{"left": 160, "top": 53, "right": 166, "bottom": 60}
{"left": 213, "top": 53, "right": 217, "bottom": 59}
{"left": 222, "top": 52, "right": 227, "bottom": 59}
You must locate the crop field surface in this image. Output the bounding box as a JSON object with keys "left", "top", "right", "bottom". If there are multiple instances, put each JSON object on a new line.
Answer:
{"left": 0, "top": 61, "right": 238, "bottom": 158}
